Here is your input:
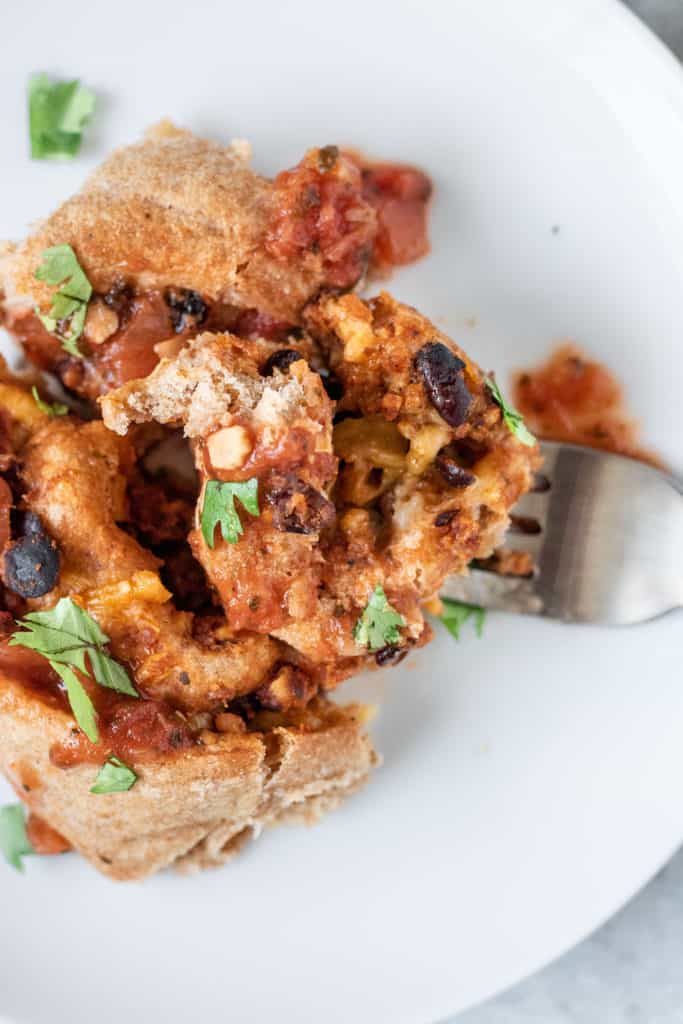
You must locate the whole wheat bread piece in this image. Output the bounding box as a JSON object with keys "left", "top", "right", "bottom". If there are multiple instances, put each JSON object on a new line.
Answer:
{"left": 0, "top": 121, "right": 326, "bottom": 324}
{"left": 0, "top": 672, "right": 376, "bottom": 880}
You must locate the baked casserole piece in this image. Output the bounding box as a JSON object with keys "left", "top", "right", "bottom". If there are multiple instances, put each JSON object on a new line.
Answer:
{"left": 0, "top": 125, "right": 537, "bottom": 879}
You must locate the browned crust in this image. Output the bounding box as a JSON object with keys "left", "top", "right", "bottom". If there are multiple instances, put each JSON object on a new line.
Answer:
{"left": 0, "top": 122, "right": 325, "bottom": 324}
{"left": 0, "top": 674, "right": 376, "bottom": 880}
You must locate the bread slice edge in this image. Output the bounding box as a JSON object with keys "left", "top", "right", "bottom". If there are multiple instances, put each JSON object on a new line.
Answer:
{"left": 0, "top": 674, "right": 377, "bottom": 880}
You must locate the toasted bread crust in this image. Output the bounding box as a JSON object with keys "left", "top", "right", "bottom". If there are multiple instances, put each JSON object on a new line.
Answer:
{"left": 0, "top": 672, "right": 375, "bottom": 880}
{"left": 0, "top": 122, "right": 323, "bottom": 324}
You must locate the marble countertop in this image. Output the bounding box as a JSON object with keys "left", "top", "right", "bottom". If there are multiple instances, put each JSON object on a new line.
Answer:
{"left": 454, "top": 3, "right": 683, "bottom": 1021}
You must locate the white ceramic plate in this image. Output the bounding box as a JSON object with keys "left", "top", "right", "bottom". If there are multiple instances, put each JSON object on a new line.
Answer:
{"left": 1, "top": 1, "right": 682, "bottom": 1021}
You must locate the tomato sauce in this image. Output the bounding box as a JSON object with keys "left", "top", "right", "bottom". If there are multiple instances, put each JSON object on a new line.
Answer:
{"left": 354, "top": 156, "right": 432, "bottom": 271}
{"left": 49, "top": 693, "right": 195, "bottom": 769}
{"left": 6, "top": 293, "right": 244, "bottom": 401}
{"left": 267, "top": 148, "right": 377, "bottom": 289}
{"left": 25, "top": 813, "right": 71, "bottom": 855}
{"left": 513, "top": 344, "right": 662, "bottom": 467}
{"left": 231, "top": 307, "right": 295, "bottom": 343}
{"left": 97, "top": 293, "right": 172, "bottom": 390}
{"left": 267, "top": 147, "right": 432, "bottom": 288}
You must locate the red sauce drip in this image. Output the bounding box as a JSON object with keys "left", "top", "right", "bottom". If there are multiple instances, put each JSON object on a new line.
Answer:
{"left": 231, "top": 308, "right": 294, "bottom": 343}
{"left": 50, "top": 692, "right": 194, "bottom": 769}
{"left": 513, "top": 344, "right": 663, "bottom": 467}
{"left": 97, "top": 293, "right": 172, "bottom": 390}
{"left": 354, "top": 157, "right": 432, "bottom": 271}
{"left": 266, "top": 149, "right": 377, "bottom": 290}
{"left": 25, "top": 813, "right": 71, "bottom": 855}
{"left": 5, "top": 311, "right": 67, "bottom": 377}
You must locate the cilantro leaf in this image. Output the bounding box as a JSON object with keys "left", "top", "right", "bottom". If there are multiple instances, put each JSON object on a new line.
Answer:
{"left": 439, "top": 598, "right": 486, "bottom": 641}
{"left": 90, "top": 757, "right": 137, "bottom": 795}
{"left": 28, "top": 74, "right": 95, "bottom": 161}
{"left": 0, "top": 804, "right": 34, "bottom": 872}
{"left": 10, "top": 598, "right": 137, "bottom": 743}
{"left": 35, "top": 244, "right": 92, "bottom": 303}
{"left": 201, "top": 478, "right": 260, "bottom": 548}
{"left": 86, "top": 648, "right": 138, "bottom": 696}
{"left": 353, "top": 585, "right": 406, "bottom": 651}
{"left": 53, "top": 663, "right": 99, "bottom": 743}
{"left": 31, "top": 386, "right": 68, "bottom": 417}
{"left": 34, "top": 244, "right": 92, "bottom": 357}
{"left": 7, "top": 623, "right": 89, "bottom": 667}
{"left": 485, "top": 377, "right": 536, "bottom": 447}
{"left": 18, "top": 596, "right": 109, "bottom": 646}
{"left": 48, "top": 293, "right": 84, "bottom": 320}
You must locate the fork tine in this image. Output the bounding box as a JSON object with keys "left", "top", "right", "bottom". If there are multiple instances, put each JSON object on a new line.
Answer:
{"left": 440, "top": 442, "right": 683, "bottom": 624}
{"left": 481, "top": 441, "right": 563, "bottom": 563}
{"left": 508, "top": 489, "right": 550, "bottom": 523}
{"left": 502, "top": 531, "right": 544, "bottom": 561}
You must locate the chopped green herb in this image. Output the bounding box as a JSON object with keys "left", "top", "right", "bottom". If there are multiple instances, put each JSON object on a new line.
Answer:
{"left": 0, "top": 804, "right": 34, "bottom": 872}
{"left": 201, "top": 478, "right": 260, "bottom": 548}
{"left": 35, "top": 245, "right": 91, "bottom": 302}
{"left": 485, "top": 377, "right": 536, "bottom": 447}
{"left": 439, "top": 598, "right": 486, "bottom": 641}
{"left": 34, "top": 244, "right": 92, "bottom": 358}
{"left": 10, "top": 598, "right": 137, "bottom": 744}
{"left": 53, "top": 663, "right": 99, "bottom": 743}
{"left": 31, "top": 385, "right": 68, "bottom": 417}
{"left": 353, "top": 585, "right": 406, "bottom": 651}
{"left": 90, "top": 757, "right": 137, "bottom": 795}
{"left": 28, "top": 74, "right": 95, "bottom": 161}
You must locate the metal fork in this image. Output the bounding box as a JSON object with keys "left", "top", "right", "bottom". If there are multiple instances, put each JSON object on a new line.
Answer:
{"left": 440, "top": 442, "right": 683, "bottom": 625}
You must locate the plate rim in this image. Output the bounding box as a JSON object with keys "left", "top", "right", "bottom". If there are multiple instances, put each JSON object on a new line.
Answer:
{"left": 1, "top": 2, "right": 683, "bottom": 1023}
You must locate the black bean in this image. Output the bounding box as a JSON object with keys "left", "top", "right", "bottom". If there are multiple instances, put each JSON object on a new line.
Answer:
{"left": 414, "top": 341, "right": 472, "bottom": 427}
{"left": 102, "top": 279, "right": 132, "bottom": 314}
{"left": 165, "top": 288, "right": 208, "bottom": 334}
{"left": 435, "top": 451, "right": 476, "bottom": 488}
{"left": 434, "top": 510, "right": 456, "bottom": 527}
{"left": 375, "top": 645, "right": 408, "bottom": 667}
{"left": 266, "top": 473, "right": 335, "bottom": 535}
{"left": 260, "top": 349, "right": 305, "bottom": 377}
{"left": 4, "top": 514, "right": 60, "bottom": 598}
